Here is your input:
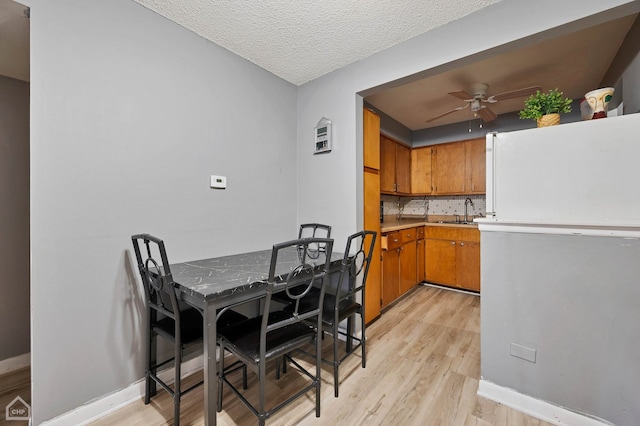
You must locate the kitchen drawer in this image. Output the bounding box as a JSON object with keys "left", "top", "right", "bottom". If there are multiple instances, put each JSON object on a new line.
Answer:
{"left": 382, "top": 231, "right": 403, "bottom": 250}
{"left": 425, "top": 226, "right": 479, "bottom": 242}
{"left": 399, "top": 227, "right": 416, "bottom": 243}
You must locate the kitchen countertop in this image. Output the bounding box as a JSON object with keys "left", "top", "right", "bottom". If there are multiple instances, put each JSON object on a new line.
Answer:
{"left": 381, "top": 215, "right": 479, "bottom": 232}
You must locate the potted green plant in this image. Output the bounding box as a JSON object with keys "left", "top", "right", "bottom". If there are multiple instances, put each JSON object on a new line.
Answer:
{"left": 519, "top": 88, "right": 572, "bottom": 127}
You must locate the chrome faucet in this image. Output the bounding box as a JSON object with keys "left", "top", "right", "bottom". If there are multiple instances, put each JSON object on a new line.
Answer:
{"left": 464, "top": 197, "right": 474, "bottom": 223}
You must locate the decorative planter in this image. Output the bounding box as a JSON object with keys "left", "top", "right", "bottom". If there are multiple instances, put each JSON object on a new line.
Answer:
{"left": 536, "top": 113, "right": 560, "bottom": 127}
{"left": 584, "top": 87, "right": 615, "bottom": 119}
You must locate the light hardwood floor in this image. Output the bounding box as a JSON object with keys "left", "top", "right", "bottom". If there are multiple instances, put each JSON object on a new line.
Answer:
{"left": 1, "top": 286, "right": 553, "bottom": 425}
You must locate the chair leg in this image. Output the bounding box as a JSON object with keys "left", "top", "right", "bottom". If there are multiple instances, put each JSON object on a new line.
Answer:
{"left": 242, "top": 364, "right": 248, "bottom": 390}
{"left": 316, "top": 328, "right": 322, "bottom": 417}
{"left": 258, "top": 358, "right": 267, "bottom": 426}
{"left": 174, "top": 343, "right": 181, "bottom": 426}
{"left": 144, "top": 372, "right": 151, "bottom": 405}
{"left": 333, "top": 324, "right": 339, "bottom": 398}
{"left": 145, "top": 314, "right": 156, "bottom": 403}
{"left": 217, "top": 344, "right": 225, "bottom": 412}
{"left": 346, "top": 315, "right": 354, "bottom": 353}
{"left": 361, "top": 312, "right": 367, "bottom": 368}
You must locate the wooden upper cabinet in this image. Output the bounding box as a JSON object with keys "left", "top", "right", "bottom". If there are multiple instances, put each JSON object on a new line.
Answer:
{"left": 411, "top": 147, "right": 432, "bottom": 195}
{"left": 363, "top": 109, "right": 380, "bottom": 170}
{"left": 380, "top": 135, "right": 397, "bottom": 193}
{"left": 380, "top": 134, "right": 411, "bottom": 195}
{"left": 395, "top": 143, "right": 411, "bottom": 194}
{"left": 465, "top": 138, "right": 486, "bottom": 194}
{"left": 432, "top": 138, "right": 486, "bottom": 195}
{"left": 432, "top": 142, "right": 466, "bottom": 194}
{"left": 379, "top": 134, "right": 484, "bottom": 196}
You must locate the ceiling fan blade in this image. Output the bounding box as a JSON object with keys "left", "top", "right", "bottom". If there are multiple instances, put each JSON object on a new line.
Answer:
{"left": 477, "top": 106, "right": 497, "bottom": 122}
{"left": 488, "top": 86, "right": 542, "bottom": 102}
{"left": 425, "top": 104, "right": 469, "bottom": 123}
{"left": 448, "top": 90, "right": 473, "bottom": 101}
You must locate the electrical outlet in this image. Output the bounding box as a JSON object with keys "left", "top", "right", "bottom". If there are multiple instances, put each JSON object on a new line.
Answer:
{"left": 510, "top": 343, "right": 536, "bottom": 363}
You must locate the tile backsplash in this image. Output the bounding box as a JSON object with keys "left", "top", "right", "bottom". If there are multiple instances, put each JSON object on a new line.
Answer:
{"left": 382, "top": 194, "right": 486, "bottom": 219}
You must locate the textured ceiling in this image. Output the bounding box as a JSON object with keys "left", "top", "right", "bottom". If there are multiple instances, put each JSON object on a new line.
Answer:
{"left": 132, "top": 0, "right": 501, "bottom": 85}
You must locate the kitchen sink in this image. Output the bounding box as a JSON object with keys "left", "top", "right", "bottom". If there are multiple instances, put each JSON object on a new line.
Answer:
{"left": 436, "top": 220, "right": 475, "bottom": 225}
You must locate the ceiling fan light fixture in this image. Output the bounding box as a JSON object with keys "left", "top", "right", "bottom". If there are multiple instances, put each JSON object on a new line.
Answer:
{"left": 425, "top": 82, "right": 538, "bottom": 125}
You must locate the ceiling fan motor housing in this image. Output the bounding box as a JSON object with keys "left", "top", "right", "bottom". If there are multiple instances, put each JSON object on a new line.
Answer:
{"left": 470, "top": 83, "right": 489, "bottom": 99}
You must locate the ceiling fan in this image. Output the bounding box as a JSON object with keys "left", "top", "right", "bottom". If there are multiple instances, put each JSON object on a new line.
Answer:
{"left": 425, "top": 83, "right": 541, "bottom": 123}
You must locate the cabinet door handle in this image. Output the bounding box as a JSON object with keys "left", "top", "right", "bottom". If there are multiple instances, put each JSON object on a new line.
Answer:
{"left": 460, "top": 242, "right": 465, "bottom": 246}
{"left": 451, "top": 241, "right": 455, "bottom": 245}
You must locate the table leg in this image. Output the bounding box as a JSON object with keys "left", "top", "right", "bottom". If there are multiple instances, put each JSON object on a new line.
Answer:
{"left": 203, "top": 303, "right": 218, "bottom": 426}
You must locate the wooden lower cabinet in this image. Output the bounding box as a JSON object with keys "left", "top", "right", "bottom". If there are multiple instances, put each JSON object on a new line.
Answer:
{"left": 424, "top": 226, "right": 480, "bottom": 292}
{"left": 381, "top": 246, "right": 400, "bottom": 308}
{"left": 399, "top": 230, "right": 417, "bottom": 295}
{"left": 382, "top": 227, "right": 421, "bottom": 309}
{"left": 416, "top": 226, "right": 425, "bottom": 282}
{"left": 456, "top": 241, "right": 480, "bottom": 292}
{"left": 425, "top": 238, "right": 457, "bottom": 285}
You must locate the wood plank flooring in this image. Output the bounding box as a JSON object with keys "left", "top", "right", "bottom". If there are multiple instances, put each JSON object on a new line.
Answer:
{"left": 1, "top": 286, "right": 553, "bottom": 425}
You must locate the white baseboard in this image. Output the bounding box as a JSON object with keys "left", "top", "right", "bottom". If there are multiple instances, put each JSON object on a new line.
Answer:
{"left": 477, "top": 380, "right": 614, "bottom": 426}
{"left": 0, "top": 353, "right": 30, "bottom": 374}
{"left": 41, "top": 355, "right": 205, "bottom": 426}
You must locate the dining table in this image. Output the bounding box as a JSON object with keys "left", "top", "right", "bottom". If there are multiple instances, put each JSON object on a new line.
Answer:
{"left": 169, "top": 245, "right": 344, "bottom": 426}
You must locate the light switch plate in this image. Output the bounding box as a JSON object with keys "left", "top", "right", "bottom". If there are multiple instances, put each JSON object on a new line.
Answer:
{"left": 210, "top": 175, "right": 226, "bottom": 189}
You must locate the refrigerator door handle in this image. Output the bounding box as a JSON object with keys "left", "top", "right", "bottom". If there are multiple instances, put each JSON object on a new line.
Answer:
{"left": 486, "top": 132, "right": 497, "bottom": 217}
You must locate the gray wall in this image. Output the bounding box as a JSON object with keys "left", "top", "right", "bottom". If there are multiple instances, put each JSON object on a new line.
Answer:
{"left": 481, "top": 231, "right": 640, "bottom": 426}
{"left": 26, "top": 0, "right": 297, "bottom": 423}
{"left": 0, "top": 75, "right": 30, "bottom": 362}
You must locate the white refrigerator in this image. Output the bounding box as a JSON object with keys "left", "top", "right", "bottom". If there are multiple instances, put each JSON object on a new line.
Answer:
{"left": 476, "top": 113, "right": 640, "bottom": 426}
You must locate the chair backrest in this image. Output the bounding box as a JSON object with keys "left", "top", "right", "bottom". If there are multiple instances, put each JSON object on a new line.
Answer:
{"left": 131, "top": 234, "right": 181, "bottom": 325}
{"left": 334, "top": 230, "right": 377, "bottom": 308}
{"left": 298, "top": 223, "right": 332, "bottom": 239}
{"left": 261, "top": 237, "right": 334, "bottom": 349}
{"left": 298, "top": 223, "right": 332, "bottom": 259}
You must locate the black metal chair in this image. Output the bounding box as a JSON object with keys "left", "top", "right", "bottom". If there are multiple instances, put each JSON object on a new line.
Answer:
{"left": 298, "top": 223, "right": 331, "bottom": 257}
{"left": 217, "top": 237, "right": 334, "bottom": 426}
{"left": 289, "top": 230, "right": 377, "bottom": 397}
{"left": 131, "top": 234, "right": 246, "bottom": 426}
